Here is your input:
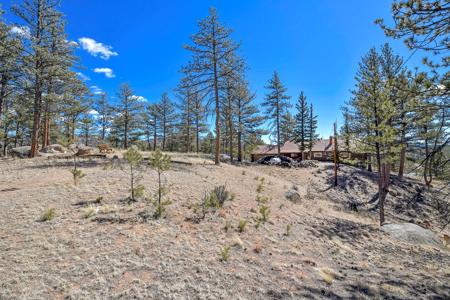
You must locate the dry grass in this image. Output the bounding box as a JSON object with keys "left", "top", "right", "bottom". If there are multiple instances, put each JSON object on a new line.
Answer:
{"left": 0, "top": 154, "right": 449, "bottom": 299}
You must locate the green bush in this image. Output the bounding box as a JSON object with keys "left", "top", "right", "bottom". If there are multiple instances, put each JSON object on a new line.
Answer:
{"left": 41, "top": 208, "right": 56, "bottom": 222}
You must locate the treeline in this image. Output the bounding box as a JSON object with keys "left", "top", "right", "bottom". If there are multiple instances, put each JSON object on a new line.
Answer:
{"left": 345, "top": 0, "right": 449, "bottom": 225}
{"left": 0, "top": 3, "right": 320, "bottom": 163}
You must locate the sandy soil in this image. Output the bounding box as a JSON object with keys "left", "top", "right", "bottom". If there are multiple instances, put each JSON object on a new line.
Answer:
{"left": 0, "top": 153, "right": 449, "bottom": 299}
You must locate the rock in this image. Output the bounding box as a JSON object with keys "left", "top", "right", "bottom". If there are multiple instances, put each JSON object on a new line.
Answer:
{"left": 381, "top": 223, "right": 442, "bottom": 247}
{"left": 40, "top": 144, "right": 67, "bottom": 154}
{"left": 10, "top": 146, "right": 31, "bottom": 158}
{"left": 285, "top": 189, "right": 301, "bottom": 203}
{"left": 76, "top": 146, "right": 95, "bottom": 156}
{"left": 231, "top": 235, "right": 244, "bottom": 249}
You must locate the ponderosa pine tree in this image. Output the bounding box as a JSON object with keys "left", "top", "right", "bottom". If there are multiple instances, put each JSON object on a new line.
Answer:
{"left": 95, "top": 93, "right": 111, "bottom": 141}
{"left": 183, "top": 7, "right": 240, "bottom": 165}
{"left": 294, "top": 91, "right": 309, "bottom": 152}
{"left": 0, "top": 7, "right": 22, "bottom": 123}
{"left": 280, "top": 112, "right": 296, "bottom": 144}
{"left": 116, "top": 83, "right": 143, "bottom": 149}
{"left": 235, "top": 80, "right": 265, "bottom": 162}
{"left": 340, "top": 106, "right": 351, "bottom": 152}
{"left": 262, "top": 71, "right": 291, "bottom": 154}
{"left": 346, "top": 44, "right": 407, "bottom": 225}
{"left": 158, "top": 93, "right": 176, "bottom": 151}
{"left": 376, "top": 0, "right": 449, "bottom": 71}
{"left": 306, "top": 103, "right": 319, "bottom": 158}
{"left": 13, "top": 0, "right": 84, "bottom": 157}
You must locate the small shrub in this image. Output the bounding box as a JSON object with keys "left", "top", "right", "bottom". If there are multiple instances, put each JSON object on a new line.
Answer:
{"left": 83, "top": 206, "right": 97, "bottom": 219}
{"left": 238, "top": 219, "right": 247, "bottom": 233}
{"left": 70, "top": 168, "right": 86, "bottom": 186}
{"left": 256, "top": 194, "right": 271, "bottom": 204}
{"left": 285, "top": 224, "right": 292, "bottom": 236}
{"left": 41, "top": 208, "right": 56, "bottom": 222}
{"left": 212, "top": 185, "right": 232, "bottom": 207}
{"left": 94, "top": 196, "right": 103, "bottom": 204}
{"left": 259, "top": 205, "right": 269, "bottom": 222}
{"left": 220, "top": 246, "right": 231, "bottom": 262}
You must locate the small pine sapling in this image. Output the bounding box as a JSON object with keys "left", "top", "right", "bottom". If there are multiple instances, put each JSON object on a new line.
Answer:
{"left": 148, "top": 149, "right": 171, "bottom": 218}
{"left": 123, "top": 147, "right": 145, "bottom": 202}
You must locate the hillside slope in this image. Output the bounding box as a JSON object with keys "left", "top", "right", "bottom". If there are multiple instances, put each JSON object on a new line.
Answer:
{"left": 0, "top": 154, "right": 449, "bottom": 299}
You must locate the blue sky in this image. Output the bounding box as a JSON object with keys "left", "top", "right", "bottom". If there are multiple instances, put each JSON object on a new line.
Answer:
{"left": 2, "top": 0, "right": 426, "bottom": 139}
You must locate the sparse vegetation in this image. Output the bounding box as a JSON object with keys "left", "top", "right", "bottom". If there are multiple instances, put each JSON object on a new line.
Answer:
{"left": 40, "top": 208, "right": 56, "bottom": 222}
{"left": 83, "top": 206, "right": 97, "bottom": 219}
{"left": 123, "top": 147, "right": 145, "bottom": 202}
{"left": 238, "top": 219, "right": 247, "bottom": 233}
{"left": 70, "top": 168, "right": 86, "bottom": 186}
{"left": 285, "top": 224, "right": 292, "bottom": 236}
{"left": 219, "top": 246, "right": 231, "bottom": 262}
{"left": 259, "top": 205, "right": 269, "bottom": 222}
{"left": 148, "top": 149, "right": 172, "bottom": 218}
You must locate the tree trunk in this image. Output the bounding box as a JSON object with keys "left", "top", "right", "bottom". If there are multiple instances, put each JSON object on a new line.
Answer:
{"left": 30, "top": 84, "right": 42, "bottom": 157}
{"left": 378, "top": 163, "right": 390, "bottom": 226}
{"left": 30, "top": 1, "right": 43, "bottom": 158}
{"left": 276, "top": 99, "right": 281, "bottom": 155}
{"left": 153, "top": 120, "right": 157, "bottom": 151}
{"left": 0, "top": 75, "right": 7, "bottom": 121}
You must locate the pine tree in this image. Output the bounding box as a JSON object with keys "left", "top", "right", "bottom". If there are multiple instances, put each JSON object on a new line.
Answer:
{"left": 116, "top": 83, "right": 143, "bottom": 149}
{"left": 280, "top": 112, "right": 296, "bottom": 144}
{"left": 306, "top": 103, "right": 319, "bottom": 157}
{"left": 340, "top": 106, "right": 351, "bottom": 152}
{"left": 346, "top": 44, "right": 405, "bottom": 225}
{"left": 158, "top": 93, "right": 176, "bottom": 151}
{"left": 376, "top": 0, "right": 449, "bottom": 71}
{"left": 95, "top": 93, "right": 111, "bottom": 141}
{"left": 182, "top": 7, "right": 240, "bottom": 165}
{"left": 293, "top": 91, "right": 309, "bottom": 151}
{"left": 234, "top": 79, "right": 265, "bottom": 162}
{"left": 13, "top": 0, "right": 84, "bottom": 157}
{"left": 80, "top": 112, "right": 95, "bottom": 146}
{"left": 262, "top": 71, "right": 291, "bottom": 154}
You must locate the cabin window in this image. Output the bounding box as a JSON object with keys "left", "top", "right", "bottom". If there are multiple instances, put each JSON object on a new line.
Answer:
{"left": 314, "top": 153, "right": 322, "bottom": 158}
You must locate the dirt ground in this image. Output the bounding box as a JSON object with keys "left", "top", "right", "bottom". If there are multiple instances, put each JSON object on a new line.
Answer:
{"left": 0, "top": 153, "right": 449, "bottom": 299}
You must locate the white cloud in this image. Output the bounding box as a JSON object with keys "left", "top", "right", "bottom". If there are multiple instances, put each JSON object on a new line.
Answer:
{"left": 88, "top": 109, "right": 99, "bottom": 115}
{"left": 67, "top": 40, "right": 79, "bottom": 48}
{"left": 93, "top": 67, "right": 115, "bottom": 78}
{"left": 131, "top": 95, "right": 148, "bottom": 102}
{"left": 10, "top": 26, "right": 30, "bottom": 38}
{"left": 78, "top": 37, "right": 118, "bottom": 60}
{"left": 90, "top": 85, "right": 103, "bottom": 95}
{"left": 77, "top": 72, "right": 90, "bottom": 81}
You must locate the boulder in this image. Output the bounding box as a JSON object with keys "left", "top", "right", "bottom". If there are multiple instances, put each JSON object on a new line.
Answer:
{"left": 381, "top": 223, "right": 442, "bottom": 247}
{"left": 40, "top": 144, "right": 67, "bottom": 154}
{"left": 10, "top": 146, "right": 31, "bottom": 158}
{"left": 285, "top": 189, "right": 301, "bottom": 204}
{"left": 76, "top": 146, "right": 95, "bottom": 156}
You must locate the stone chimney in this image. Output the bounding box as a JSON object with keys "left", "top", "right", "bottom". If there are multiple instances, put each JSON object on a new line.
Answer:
{"left": 329, "top": 136, "right": 333, "bottom": 146}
